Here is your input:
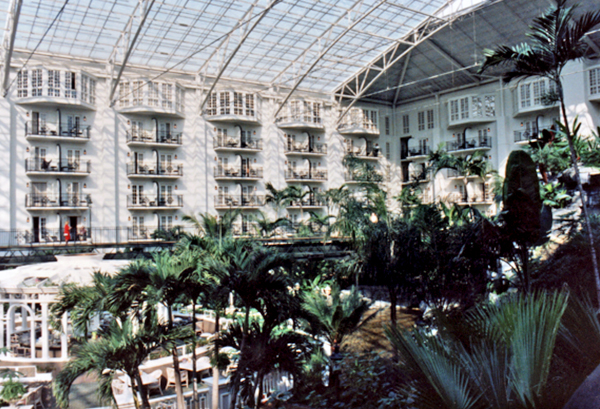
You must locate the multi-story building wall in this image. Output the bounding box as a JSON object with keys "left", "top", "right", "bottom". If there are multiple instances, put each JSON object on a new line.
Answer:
{"left": 1, "top": 52, "right": 599, "bottom": 245}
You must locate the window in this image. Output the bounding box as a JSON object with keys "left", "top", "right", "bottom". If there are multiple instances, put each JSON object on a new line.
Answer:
{"left": 385, "top": 116, "right": 390, "bottom": 135}
{"left": 119, "top": 82, "right": 129, "bottom": 107}
{"left": 245, "top": 94, "right": 255, "bottom": 117}
{"left": 290, "top": 100, "right": 300, "bottom": 120}
{"left": 81, "top": 75, "right": 88, "bottom": 102}
{"left": 161, "top": 216, "right": 173, "bottom": 230}
{"left": 312, "top": 102, "right": 322, "bottom": 124}
{"left": 149, "top": 82, "right": 159, "bottom": 106}
{"left": 219, "top": 91, "right": 230, "bottom": 114}
{"left": 31, "top": 69, "right": 43, "bottom": 96}
{"left": 417, "top": 111, "right": 425, "bottom": 131}
{"left": 17, "top": 70, "right": 28, "bottom": 97}
{"left": 65, "top": 72, "right": 77, "bottom": 98}
{"left": 162, "top": 83, "right": 173, "bottom": 109}
{"left": 175, "top": 86, "right": 184, "bottom": 113}
{"left": 132, "top": 81, "right": 143, "bottom": 105}
{"left": 131, "top": 185, "right": 143, "bottom": 205}
{"left": 460, "top": 97, "right": 469, "bottom": 119}
{"left": 450, "top": 100, "right": 459, "bottom": 122}
{"left": 427, "top": 109, "right": 434, "bottom": 129}
{"left": 386, "top": 142, "right": 391, "bottom": 160}
{"left": 89, "top": 78, "right": 96, "bottom": 104}
{"left": 233, "top": 92, "right": 244, "bottom": 115}
{"left": 369, "top": 110, "right": 377, "bottom": 130}
{"left": 402, "top": 114, "right": 409, "bottom": 134}
{"left": 520, "top": 83, "right": 531, "bottom": 108}
{"left": 207, "top": 92, "right": 217, "bottom": 115}
{"left": 590, "top": 68, "right": 600, "bottom": 96}
{"left": 48, "top": 70, "right": 60, "bottom": 97}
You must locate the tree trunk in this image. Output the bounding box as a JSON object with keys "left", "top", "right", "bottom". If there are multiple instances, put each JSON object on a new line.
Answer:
{"left": 168, "top": 307, "right": 186, "bottom": 409}
{"left": 134, "top": 371, "right": 151, "bottom": 409}
{"left": 212, "top": 310, "right": 220, "bottom": 409}
{"left": 559, "top": 93, "right": 600, "bottom": 307}
{"left": 129, "top": 373, "right": 142, "bottom": 409}
{"left": 230, "top": 306, "right": 250, "bottom": 409}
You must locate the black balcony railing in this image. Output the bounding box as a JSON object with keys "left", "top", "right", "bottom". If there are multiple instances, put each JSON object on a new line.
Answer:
{"left": 25, "top": 121, "right": 91, "bottom": 139}
{"left": 446, "top": 136, "right": 492, "bottom": 152}
{"left": 214, "top": 166, "right": 263, "bottom": 179}
{"left": 346, "top": 146, "right": 379, "bottom": 158}
{"left": 25, "top": 193, "right": 92, "bottom": 208}
{"left": 288, "top": 196, "right": 325, "bottom": 207}
{"left": 126, "top": 130, "right": 183, "bottom": 146}
{"left": 127, "top": 194, "right": 183, "bottom": 208}
{"left": 25, "top": 158, "right": 91, "bottom": 174}
{"left": 214, "top": 138, "right": 263, "bottom": 150}
{"left": 405, "top": 145, "right": 430, "bottom": 159}
{"left": 284, "top": 169, "right": 327, "bottom": 181}
{"left": 344, "top": 171, "right": 383, "bottom": 183}
{"left": 214, "top": 194, "right": 265, "bottom": 208}
{"left": 285, "top": 143, "right": 327, "bottom": 154}
{"left": 126, "top": 163, "right": 183, "bottom": 177}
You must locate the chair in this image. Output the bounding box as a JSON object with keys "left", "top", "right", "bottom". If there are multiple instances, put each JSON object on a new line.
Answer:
{"left": 145, "top": 370, "right": 163, "bottom": 396}
{"left": 166, "top": 367, "right": 189, "bottom": 389}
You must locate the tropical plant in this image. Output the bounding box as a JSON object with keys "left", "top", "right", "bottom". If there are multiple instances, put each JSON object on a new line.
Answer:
{"left": 0, "top": 371, "right": 26, "bottom": 406}
{"left": 183, "top": 210, "right": 240, "bottom": 241}
{"left": 151, "top": 225, "right": 185, "bottom": 241}
{"left": 301, "top": 285, "right": 370, "bottom": 349}
{"left": 250, "top": 211, "right": 290, "bottom": 238}
{"left": 111, "top": 253, "right": 196, "bottom": 409}
{"left": 479, "top": 0, "right": 600, "bottom": 303}
{"left": 386, "top": 291, "right": 570, "bottom": 409}
{"left": 53, "top": 318, "right": 179, "bottom": 409}
{"left": 428, "top": 148, "right": 493, "bottom": 203}
{"left": 541, "top": 181, "right": 572, "bottom": 208}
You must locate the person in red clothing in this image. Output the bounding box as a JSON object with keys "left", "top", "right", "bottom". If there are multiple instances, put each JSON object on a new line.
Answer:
{"left": 64, "top": 222, "right": 71, "bottom": 243}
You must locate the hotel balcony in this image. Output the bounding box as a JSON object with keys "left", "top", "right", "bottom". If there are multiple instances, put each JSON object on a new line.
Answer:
{"left": 16, "top": 68, "right": 97, "bottom": 110}
{"left": 448, "top": 191, "right": 493, "bottom": 206}
{"left": 214, "top": 194, "right": 265, "bottom": 209}
{"left": 402, "top": 171, "right": 430, "bottom": 184}
{"left": 203, "top": 91, "right": 260, "bottom": 124}
{"left": 25, "top": 121, "right": 90, "bottom": 142}
{"left": 284, "top": 142, "right": 327, "bottom": 156}
{"left": 117, "top": 80, "right": 185, "bottom": 118}
{"left": 346, "top": 146, "right": 379, "bottom": 161}
{"left": 25, "top": 158, "right": 91, "bottom": 176}
{"left": 214, "top": 137, "right": 263, "bottom": 153}
{"left": 25, "top": 193, "right": 92, "bottom": 210}
{"left": 126, "top": 163, "right": 183, "bottom": 179}
{"left": 344, "top": 171, "right": 383, "bottom": 183}
{"left": 276, "top": 100, "right": 323, "bottom": 131}
{"left": 513, "top": 78, "right": 559, "bottom": 116}
{"left": 126, "top": 130, "right": 182, "bottom": 148}
{"left": 338, "top": 108, "right": 379, "bottom": 136}
{"left": 284, "top": 169, "right": 327, "bottom": 182}
{"left": 401, "top": 145, "right": 430, "bottom": 161}
{"left": 287, "top": 196, "right": 325, "bottom": 208}
{"left": 127, "top": 195, "right": 183, "bottom": 209}
{"left": 214, "top": 166, "right": 263, "bottom": 180}
{"left": 446, "top": 135, "right": 492, "bottom": 153}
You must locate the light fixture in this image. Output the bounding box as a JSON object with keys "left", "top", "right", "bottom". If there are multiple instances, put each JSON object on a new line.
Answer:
{"left": 174, "top": 155, "right": 177, "bottom": 159}
{"left": 26, "top": 182, "right": 29, "bottom": 188}
{"left": 127, "top": 120, "right": 131, "bottom": 125}
{"left": 128, "top": 216, "right": 131, "bottom": 221}
{"left": 215, "top": 186, "right": 218, "bottom": 190}
{"left": 83, "top": 217, "right": 86, "bottom": 222}
{"left": 369, "top": 213, "right": 378, "bottom": 224}
{"left": 174, "top": 124, "right": 177, "bottom": 129}
{"left": 26, "top": 147, "right": 29, "bottom": 153}
{"left": 175, "top": 185, "right": 178, "bottom": 190}
{"left": 27, "top": 217, "right": 30, "bottom": 223}
{"left": 26, "top": 112, "right": 30, "bottom": 117}
{"left": 127, "top": 152, "right": 130, "bottom": 157}
{"left": 83, "top": 183, "right": 87, "bottom": 188}
{"left": 128, "top": 184, "right": 131, "bottom": 189}
{"left": 253, "top": 131, "right": 256, "bottom": 135}
{"left": 83, "top": 116, "right": 87, "bottom": 122}
{"left": 175, "top": 215, "right": 178, "bottom": 220}
{"left": 83, "top": 150, "right": 86, "bottom": 155}
{"left": 214, "top": 127, "right": 217, "bottom": 131}
{"left": 254, "top": 159, "right": 257, "bottom": 163}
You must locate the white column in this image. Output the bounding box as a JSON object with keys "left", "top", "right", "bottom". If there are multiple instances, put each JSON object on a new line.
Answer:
{"left": 41, "top": 303, "right": 49, "bottom": 359}
{"left": 61, "top": 313, "right": 68, "bottom": 359}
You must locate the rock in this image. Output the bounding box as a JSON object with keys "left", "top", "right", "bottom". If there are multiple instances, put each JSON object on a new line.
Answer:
{"left": 563, "top": 362, "right": 600, "bottom": 409}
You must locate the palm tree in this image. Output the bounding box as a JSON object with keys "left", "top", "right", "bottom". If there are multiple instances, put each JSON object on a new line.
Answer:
{"left": 53, "top": 318, "right": 176, "bottom": 409}
{"left": 112, "top": 253, "right": 195, "bottom": 409}
{"left": 250, "top": 211, "right": 290, "bottom": 238}
{"left": 301, "top": 285, "right": 371, "bottom": 351}
{"left": 265, "top": 182, "right": 288, "bottom": 220}
{"left": 479, "top": 0, "right": 600, "bottom": 304}
{"left": 429, "top": 149, "right": 493, "bottom": 203}
{"left": 183, "top": 210, "right": 241, "bottom": 241}
{"left": 282, "top": 185, "right": 312, "bottom": 225}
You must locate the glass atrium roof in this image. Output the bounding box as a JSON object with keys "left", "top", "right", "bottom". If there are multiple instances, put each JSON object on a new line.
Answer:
{"left": 2, "top": 0, "right": 486, "bottom": 93}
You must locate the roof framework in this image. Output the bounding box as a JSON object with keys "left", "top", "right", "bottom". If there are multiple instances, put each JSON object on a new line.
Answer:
{"left": 1, "top": 0, "right": 486, "bottom": 96}
{"left": 1, "top": 0, "right": 598, "bottom": 104}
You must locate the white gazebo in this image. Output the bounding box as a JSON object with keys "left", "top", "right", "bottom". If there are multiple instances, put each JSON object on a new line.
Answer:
{"left": 0, "top": 254, "right": 129, "bottom": 363}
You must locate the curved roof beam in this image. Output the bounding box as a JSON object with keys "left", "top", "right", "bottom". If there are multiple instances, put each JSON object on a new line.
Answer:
{"left": 273, "top": 0, "right": 389, "bottom": 119}
{"left": 197, "top": 0, "right": 260, "bottom": 76}
{"left": 200, "top": 0, "right": 281, "bottom": 113}
{"left": 2, "top": 0, "right": 22, "bottom": 97}
{"left": 109, "top": 0, "right": 156, "bottom": 106}
{"left": 337, "top": 16, "right": 454, "bottom": 124}
{"left": 269, "top": 0, "right": 366, "bottom": 87}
